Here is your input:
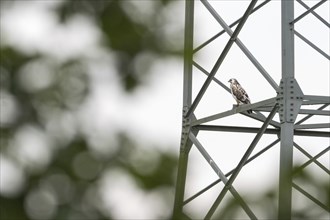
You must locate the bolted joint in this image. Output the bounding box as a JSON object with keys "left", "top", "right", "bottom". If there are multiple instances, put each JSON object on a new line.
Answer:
{"left": 182, "top": 118, "right": 190, "bottom": 128}
{"left": 180, "top": 106, "right": 192, "bottom": 151}
{"left": 277, "top": 78, "right": 304, "bottom": 123}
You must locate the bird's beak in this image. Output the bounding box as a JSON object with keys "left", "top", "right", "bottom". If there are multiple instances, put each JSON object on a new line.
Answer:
{"left": 228, "top": 80, "right": 230, "bottom": 83}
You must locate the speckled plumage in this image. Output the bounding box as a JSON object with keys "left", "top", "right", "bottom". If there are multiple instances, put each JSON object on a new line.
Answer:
{"left": 228, "top": 78, "right": 252, "bottom": 114}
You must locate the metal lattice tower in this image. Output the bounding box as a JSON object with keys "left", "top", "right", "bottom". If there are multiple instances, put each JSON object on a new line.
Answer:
{"left": 173, "top": 0, "right": 330, "bottom": 219}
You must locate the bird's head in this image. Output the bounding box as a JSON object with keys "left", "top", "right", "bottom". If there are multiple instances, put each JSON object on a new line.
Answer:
{"left": 228, "top": 78, "right": 238, "bottom": 84}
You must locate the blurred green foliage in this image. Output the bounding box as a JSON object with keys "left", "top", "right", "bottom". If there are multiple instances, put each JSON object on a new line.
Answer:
{"left": 0, "top": 0, "right": 179, "bottom": 219}
{"left": 55, "top": 0, "right": 181, "bottom": 92}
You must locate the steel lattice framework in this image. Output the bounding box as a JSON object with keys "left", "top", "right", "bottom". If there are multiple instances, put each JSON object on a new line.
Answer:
{"left": 173, "top": 0, "right": 330, "bottom": 219}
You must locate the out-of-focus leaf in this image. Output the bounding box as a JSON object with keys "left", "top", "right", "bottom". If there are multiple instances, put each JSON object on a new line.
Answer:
{"left": 123, "top": 151, "right": 177, "bottom": 190}
{"left": 0, "top": 195, "right": 28, "bottom": 220}
{"left": 54, "top": 0, "right": 181, "bottom": 92}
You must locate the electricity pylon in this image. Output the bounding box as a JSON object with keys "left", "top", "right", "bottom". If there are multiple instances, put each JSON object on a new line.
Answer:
{"left": 173, "top": 0, "right": 330, "bottom": 219}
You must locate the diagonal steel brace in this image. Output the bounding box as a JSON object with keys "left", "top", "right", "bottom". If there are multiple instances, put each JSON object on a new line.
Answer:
{"left": 185, "top": 0, "right": 258, "bottom": 118}
{"left": 205, "top": 105, "right": 278, "bottom": 219}
{"left": 189, "top": 132, "right": 257, "bottom": 220}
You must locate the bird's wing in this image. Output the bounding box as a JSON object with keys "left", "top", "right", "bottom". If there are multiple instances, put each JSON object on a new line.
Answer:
{"left": 233, "top": 84, "right": 251, "bottom": 104}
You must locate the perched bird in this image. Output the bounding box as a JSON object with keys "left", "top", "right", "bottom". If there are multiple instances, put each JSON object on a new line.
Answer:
{"left": 228, "top": 78, "right": 252, "bottom": 113}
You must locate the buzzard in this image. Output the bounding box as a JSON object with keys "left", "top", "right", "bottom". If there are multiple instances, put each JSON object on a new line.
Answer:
{"left": 228, "top": 78, "right": 252, "bottom": 113}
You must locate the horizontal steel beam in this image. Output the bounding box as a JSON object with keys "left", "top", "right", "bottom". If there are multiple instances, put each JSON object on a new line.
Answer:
{"left": 304, "top": 95, "right": 330, "bottom": 103}
{"left": 191, "top": 97, "right": 277, "bottom": 126}
{"left": 196, "top": 125, "right": 330, "bottom": 137}
{"left": 296, "top": 104, "right": 329, "bottom": 125}
{"left": 196, "top": 125, "right": 279, "bottom": 134}
{"left": 299, "top": 109, "right": 330, "bottom": 116}
{"left": 302, "top": 100, "right": 330, "bottom": 105}
{"left": 294, "top": 123, "right": 330, "bottom": 129}
{"left": 255, "top": 107, "right": 330, "bottom": 116}
{"left": 192, "top": 61, "right": 278, "bottom": 128}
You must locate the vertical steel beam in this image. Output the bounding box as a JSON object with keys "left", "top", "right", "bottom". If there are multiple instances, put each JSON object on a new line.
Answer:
{"left": 278, "top": 124, "right": 294, "bottom": 218}
{"left": 173, "top": 0, "right": 194, "bottom": 218}
{"left": 278, "top": 0, "right": 295, "bottom": 219}
{"left": 172, "top": 150, "right": 189, "bottom": 219}
{"left": 182, "top": 1, "right": 194, "bottom": 108}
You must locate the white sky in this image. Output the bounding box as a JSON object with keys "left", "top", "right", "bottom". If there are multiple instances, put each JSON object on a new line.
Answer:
{"left": 0, "top": 0, "right": 329, "bottom": 219}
